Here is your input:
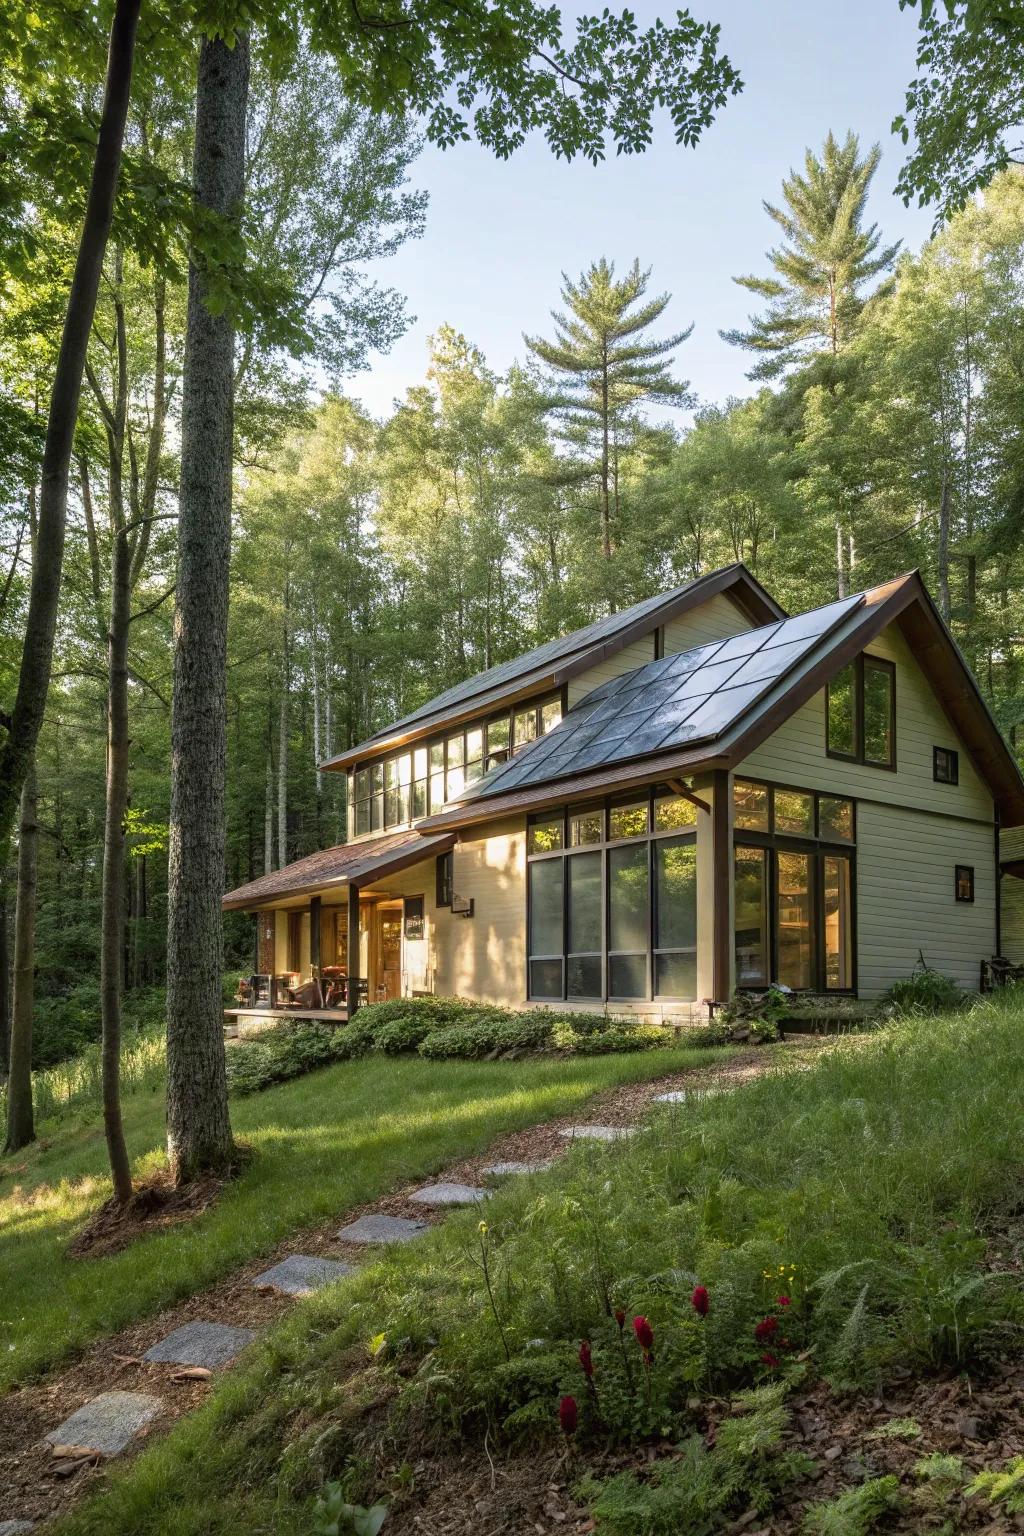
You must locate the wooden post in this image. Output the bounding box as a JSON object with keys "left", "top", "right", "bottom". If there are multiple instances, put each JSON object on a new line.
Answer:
{"left": 310, "top": 895, "right": 321, "bottom": 976}
{"left": 252, "top": 914, "right": 259, "bottom": 974}
{"left": 347, "top": 882, "right": 360, "bottom": 1015}
{"left": 712, "top": 768, "right": 733, "bottom": 1005}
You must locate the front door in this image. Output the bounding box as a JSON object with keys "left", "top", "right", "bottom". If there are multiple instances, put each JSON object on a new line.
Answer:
{"left": 377, "top": 909, "right": 402, "bottom": 1000}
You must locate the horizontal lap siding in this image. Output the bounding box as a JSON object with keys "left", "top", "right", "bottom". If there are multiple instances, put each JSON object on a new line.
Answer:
{"left": 1003, "top": 875, "right": 1024, "bottom": 964}
{"left": 663, "top": 592, "right": 754, "bottom": 652}
{"left": 857, "top": 804, "right": 994, "bottom": 995}
{"left": 567, "top": 637, "right": 655, "bottom": 707}
{"left": 739, "top": 620, "right": 997, "bottom": 997}
{"left": 434, "top": 816, "right": 527, "bottom": 1006}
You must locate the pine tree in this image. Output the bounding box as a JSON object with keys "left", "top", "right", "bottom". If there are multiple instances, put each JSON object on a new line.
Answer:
{"left": 722, "top": 132, "right": 900, "bottom": 379}
{"left": 525, "top": 258, "right": 693, "bottom": 576}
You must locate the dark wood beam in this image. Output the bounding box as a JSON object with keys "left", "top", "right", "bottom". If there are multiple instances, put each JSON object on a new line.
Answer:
{"left": 667, "top": 777, "right": 711, "bottom": 813}
{"left": 712, "top": 768, "right": 731, "bottom": 1004}
{"left": 347, "top": 882, "right": 361, "bottom": 1015}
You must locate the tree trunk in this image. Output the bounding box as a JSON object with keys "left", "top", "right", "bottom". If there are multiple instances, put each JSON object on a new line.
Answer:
{"left": 165, "top": 32, "right": 249, "bottom": 1185}
{"left": 277, "top": 594, "right": 289, "bottom": 869}
{"left": 264, "top": 746, "right": 274, "bottom": 873}
{"left": 0, "top": 0, "right": 140, "bottom": 864}
{"left": 600, "top": 349, "right": 612, "bottom": 564}
{"left": 100, "top": 528, "right": 133, "bottom": 1203}
{"left": 4, "top": 766, "right": 37, "bottom": 1151}
{"left": 0, "top": 878, "right": 9, "bottom": 1076}
{"left": 937, "top": 464, "right": 951, "bottom": 621}
{"left": 835, "top": 519, "right": 847, "bottom": 600}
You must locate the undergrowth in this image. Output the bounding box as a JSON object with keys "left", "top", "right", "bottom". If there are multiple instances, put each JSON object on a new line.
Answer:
{"left": 54, "top": 993, "right": 1024, "bottom": 1536}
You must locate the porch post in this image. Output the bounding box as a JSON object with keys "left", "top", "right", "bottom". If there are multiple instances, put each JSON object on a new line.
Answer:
{"left": 711, "top": 768, "right": 734, "bottom": 1004}
{"left": 347, "top": 881, "right": 361, "bottom": 1015}
{"left": 310, "top": 895, "right": 321, "bottom": 976}
{"left": 252, "top": 914, "right": 259, "bottom": 973}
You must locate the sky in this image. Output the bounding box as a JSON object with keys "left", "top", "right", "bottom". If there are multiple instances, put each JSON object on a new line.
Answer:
{"left": 351, "top": 0, "right": 936, "bottom": 426}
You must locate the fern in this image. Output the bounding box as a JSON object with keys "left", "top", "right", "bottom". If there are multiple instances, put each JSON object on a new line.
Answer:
{"left": 802, "top": 1476, "right": 903, "bottom": 1535}
{"left": 967, "top": 1455, "right": 1024, "bottom": 1513}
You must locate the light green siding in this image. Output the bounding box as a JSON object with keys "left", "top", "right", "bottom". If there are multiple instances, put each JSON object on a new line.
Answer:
{"left": 663, "top": 592, "right": 755, "bottom": 653}
{"left": 567, "top": 635, "right": 656, "bottom": 707}
{"left": 738, "top": 619, "right": 997, "bottom": 997}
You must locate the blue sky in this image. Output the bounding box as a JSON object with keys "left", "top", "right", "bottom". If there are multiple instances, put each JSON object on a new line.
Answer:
{"left": 353, "top": 0, "right": 935, "bottom": 424}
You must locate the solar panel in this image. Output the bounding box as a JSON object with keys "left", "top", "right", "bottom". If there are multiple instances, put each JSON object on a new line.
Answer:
{"left": 465, "top": 592, "right": 864, "bottom": 801}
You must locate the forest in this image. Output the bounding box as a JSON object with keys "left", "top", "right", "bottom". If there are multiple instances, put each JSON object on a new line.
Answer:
{"left": 1, "top": 0, "right": 1023, "bottom": 1148}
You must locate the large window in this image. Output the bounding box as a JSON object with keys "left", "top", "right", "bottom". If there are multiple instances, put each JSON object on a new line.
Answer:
{"left": 351, "top": 693, "right": 563, "bottom": 835}
{"left": 732, "top": 777, "right": 856, "bottom": 993}
{"left": 826, "top": 654, "right": 895, "bottom": 770}
{"left": 527, "top": 786, "right": 698, "bottom": 1003}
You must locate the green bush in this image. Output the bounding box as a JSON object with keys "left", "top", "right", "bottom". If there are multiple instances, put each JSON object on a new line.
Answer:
{"left": 417, "top": 1013, "right": 554, "bottom": 1059}
{"left": 225, "top": 1023, "right": 347, "bottom": 1097}
{"left": 883, "top": 966, "right": 964, "bottom": 1017}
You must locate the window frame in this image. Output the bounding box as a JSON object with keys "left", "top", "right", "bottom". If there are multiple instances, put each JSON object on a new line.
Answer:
{"left": 435, "top": 851, "right": 454, "bottom": 908}
{"left": 403, "top": 894, "right": 425, "bottom": 940}
{"left": 933, "top": 746, "right": 959, "bottom": 785}
{"left": 955, "top": 864, "right": 975, "bottom": 903}
{"left": 825, "top": 653, "right": 897, "bottom": 772}
{"left": 525, "top": 784, "right": 699, "bottom": 1005}
{"left": 349, "top": 690, "right": 565, "bottom": 836}
{"left": 731, "top": 777, "right": 858, "bottom": 995}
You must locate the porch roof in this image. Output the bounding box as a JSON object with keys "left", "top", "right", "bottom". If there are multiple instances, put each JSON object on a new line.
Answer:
{"left": 222, "top": 828, "right": 455, "bottom": 911}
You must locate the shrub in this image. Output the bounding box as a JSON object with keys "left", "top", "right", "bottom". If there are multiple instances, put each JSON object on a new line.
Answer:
{"left": 225, "top": 1023, "right": 347, "bottom": 1096}
{"left": 417, "top": 1013, "right": 553, "bottom": 1059}
{"left": 883, "top": 966, "right": 963, "bottom": 1017}
{"left": 802, "top": 1475, "right": 903, "bottom": 1535}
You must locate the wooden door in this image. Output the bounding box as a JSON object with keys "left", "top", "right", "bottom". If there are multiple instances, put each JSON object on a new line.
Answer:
{"left": 378, "top": 910, "right": 402, "bottom": 1000}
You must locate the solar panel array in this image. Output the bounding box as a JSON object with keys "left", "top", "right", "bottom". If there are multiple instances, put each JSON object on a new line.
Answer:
{"left": 353, "top": 576, "right": 712, "bottom": 746}
{"left": 467, "top": 594, "right": 864, "bottom": 800}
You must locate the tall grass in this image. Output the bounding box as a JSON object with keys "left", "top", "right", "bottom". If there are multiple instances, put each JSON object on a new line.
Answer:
{"left": 0, "top": 1028, "right": 166, "bottom": 1128}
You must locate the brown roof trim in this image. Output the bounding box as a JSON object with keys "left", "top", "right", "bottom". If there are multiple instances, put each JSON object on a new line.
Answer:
{"left": 222, "top": 831, "right": 454, "bottom": 911}
{"left": 320, "top": 565, "right": 785, "bottom": 773}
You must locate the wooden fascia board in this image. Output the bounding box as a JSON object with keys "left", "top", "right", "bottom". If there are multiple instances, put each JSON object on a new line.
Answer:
{"left": 319, "top": 566, "right": 784, "bottom": 774}
{"left": 351, "top": 833, "right": 455, "bottom": 889}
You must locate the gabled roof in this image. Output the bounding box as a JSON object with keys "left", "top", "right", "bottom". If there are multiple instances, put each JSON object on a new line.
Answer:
{"left": 417, "top": 571, "right": 1024, "bottom": 831}
{"left": 222, "top": 829, "right": 455, "bottom": 911}
{"left": 320, "top": 564, "right": 784, "bottom": 772}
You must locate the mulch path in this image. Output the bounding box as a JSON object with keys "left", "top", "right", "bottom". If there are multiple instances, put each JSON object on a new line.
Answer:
{"left": 0, "top": 1042, "right": 817, "bottom": 1531}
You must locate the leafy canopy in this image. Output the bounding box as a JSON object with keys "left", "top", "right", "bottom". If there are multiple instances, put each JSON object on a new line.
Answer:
{"left": 894, "top": 0, "right": 1024, "bottom": 220}
{"left": 722, "top": 131, "right": 900, "bottom": 378}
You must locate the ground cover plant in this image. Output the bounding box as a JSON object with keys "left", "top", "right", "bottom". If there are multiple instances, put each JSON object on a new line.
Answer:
{"left": 0, "top": 1040, "right": 722, "bottom": 1387}
{"left": 50, "top": 990, "right": 1024, "bottom": 1535}
{"left": 225, "top": 998, "right": 702, "bottom": 1097}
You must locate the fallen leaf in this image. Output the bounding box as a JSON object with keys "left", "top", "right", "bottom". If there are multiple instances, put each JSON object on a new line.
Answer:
{"left": 112, "top": 1354, "right": 143, "bottom": 1366}
{"left": 51, "top": 1443, "right": 102, "bottom": 1460}
{"left": 170, "top": 1366, "right": 213, "bottom": 1382}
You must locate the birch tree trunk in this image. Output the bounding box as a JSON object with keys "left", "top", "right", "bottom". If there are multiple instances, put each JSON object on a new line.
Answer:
{"left": 100, "top": 528, "right": 133, "bottom": 1202}
{"left": 165, "top": 32, "right": 249, "bottom": 1184}
{"left": 0, "top": 0, "right": 140, "bottom": 862}
{"left": 264, "top": 748, "right": 274, "bottom": 873}
{"left": 4, "top": 766, "right": 37, "bottom": 1152}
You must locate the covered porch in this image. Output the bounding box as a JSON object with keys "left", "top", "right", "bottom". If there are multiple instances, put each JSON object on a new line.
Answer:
{"left": 222, "top": 828, "right": 454, "bottom": 1028}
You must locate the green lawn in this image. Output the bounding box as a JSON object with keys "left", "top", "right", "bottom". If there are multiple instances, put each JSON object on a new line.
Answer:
{"left": 0, "top": 1043, "right": 726, "bottom": 1386}
{"left": 50, "top": 992, "right": 1024, "bottom": 1536}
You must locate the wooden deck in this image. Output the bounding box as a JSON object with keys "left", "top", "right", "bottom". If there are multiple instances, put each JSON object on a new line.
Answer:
{"left": 224, "top": 1006, "right": 349, "bottom": 1026}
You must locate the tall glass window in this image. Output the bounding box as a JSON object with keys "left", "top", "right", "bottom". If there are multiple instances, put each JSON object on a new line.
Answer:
{"left": 823, "top": 855, "right": 853, "bottom": 989}
{"left": 734, "top": 846, "right": 769, "bottom": 986}
{"left": 567, "top": 852, "right": 602, "bottom": 998}
{"left": 654, "top": 838, "right": 696, "bottom": 998}
{"left": 528, "top": 859, "right": 563, "bottom": 999}
{"left": 776, "top": 851, "right": 813, "bottom": 990}
{"left": 608, "top": 844, "right": 649, "bottom": 997}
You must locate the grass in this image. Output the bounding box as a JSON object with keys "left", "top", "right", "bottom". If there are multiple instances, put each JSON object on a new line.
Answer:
{"left": 49, "top": 989, "right": 1024, "bottom": 1536}
{"left": 0, "top": 1041, "right": 726, "bottom": 1387}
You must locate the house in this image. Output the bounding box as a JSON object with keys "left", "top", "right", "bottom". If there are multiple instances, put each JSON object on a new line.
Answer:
{"left": 222, "top": 563, "right": 1024, "bottom": 1021}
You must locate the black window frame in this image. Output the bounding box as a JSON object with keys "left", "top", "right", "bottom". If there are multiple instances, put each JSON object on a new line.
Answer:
{"left": 436, "top": 851, "right": 454, "bottom": 908}
{"left": 825, "top": 653, "right": 896, "bottom": 772}
{"left": 403, "top": 894, "right": 425, "bottom": 940}
{"left": 955, "top": 864, "right": 975, "bottom": 903}
{"left": 732, "top": 777, "right": 858, "bottom": 995}
{"left": 933, "top": 746, "right": 959, "bottom": 785}
{"left": 525, "top": 784, "right": 699, "bottom": 1005}
{"left": 349, "top": 691, "right": 565, "bottom": 836}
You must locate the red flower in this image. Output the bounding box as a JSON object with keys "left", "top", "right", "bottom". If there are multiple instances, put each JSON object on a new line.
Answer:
{"left": 691, "top": 1284, "right": 710, "bottom": 1317}
{"left": 754, "top": 1316, "right": 779, "bottom": 1342}
{"left": 578, "top": 1340, "right": 594, "bottom": 1379}
{"left": 559, "top": 1395, "right": 578, "bottom": 1436}
{"left": 614, "top": 1308, "right": 626, "bottom": 1330}
{"left": 760, "top": 1352, "right": 780, "bottom": 1368}
{"left": 776, "top": 1295, "right": 792, "bottom": 1308}
{"left": 632, "top": 1320, "right": 657, "bottom": 1357}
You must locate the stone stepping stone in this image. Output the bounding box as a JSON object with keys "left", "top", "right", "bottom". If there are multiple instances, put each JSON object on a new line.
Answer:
{"left": 252, "top": 1255, "right": 355, "bottom": 1297}
{"left": 0, "top": 1520, "right": 35, "bottom": 1534}
{"left": 558, "top": 1125, "right": 636, "bottom": 1142}
{"left": 482, "top": 1160, "right": 553, "bottom": 1177}
{"left": 45, "top": 1391, "right": 162, "bottom": 1458}
{"left": 337, "top": 1213, "right": 427, "bottom": 1245}
{"left": 409, "top": 1181, "right": 488, "bottom": 1208}
{"left": 144, "top": 1321, "right": 258, "bottom": 1370}
{"left": 654, "top": 1086, "right": 726, "bottom": 1104}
